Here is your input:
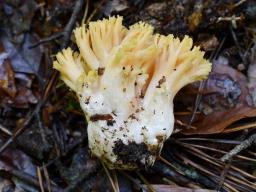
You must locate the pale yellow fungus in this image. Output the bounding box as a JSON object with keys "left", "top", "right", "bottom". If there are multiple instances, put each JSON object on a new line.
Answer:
{"left": 53, "top": 16, "right": 211, "bottom": 169}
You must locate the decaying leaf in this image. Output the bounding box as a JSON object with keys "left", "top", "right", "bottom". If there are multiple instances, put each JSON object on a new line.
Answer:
{"left": 0, "top": 42, "right": 17, "bottom": 98}
{"left": 0, "top": 149, "right": 35, "bottom": 176}
{"left": 178, "top": 60, "right": 256, "bottom": 135}
{"left": 188, "top": 11, "right": 202, "bottom": 32}
{"left": 1, "top": 34, "right": 43, "bottom": 74}
{"left": 0, "top": 37, "right": 39, "bottom": 108}
{"left": 0, "top": 178, "right": 16, "bottom": 192}
{"left": 197, "top": 34, "right": 219, "bottom": 51}
{"left": 103, "top": 0, "right": 129, "bottom": 16}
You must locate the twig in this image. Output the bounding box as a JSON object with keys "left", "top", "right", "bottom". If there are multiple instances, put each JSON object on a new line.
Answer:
{"left": 187, "top": 36, "right": 226, "bottom": 128}
{"left": 0, "top": 138, "right": 13, "bottom": 153}
{"left": 177, "top": 141, "right": 256, "bottom": 184}
{"left": 221, "top": 133, "right": 256, "bottom": 162}
{"left": 136, "top": 172, "right": 155, "bottom": 192}
{"left": 0, "top": 102, "right": 41, "bottom": 154}
{"left": 119, "top": 171, "right": 148, "bottom": 191}
{"left": 0, "top": 124, "right": 12, "bottom": 136}
{"left": 28, "top": 32, "right": 63, "bottom": 49}
{"left": 164, "top": 140, "right": 223, "bottom": 189}
{"left": 178, "top": 141, "right": 256, "bottom": 162}
{"left": 175, "top": 119, "right": 197, "bottom": 129}
{"left": 222, "top": 122, "right": 256, "bottom": 133}
{"left": 37, "top": 166, "right": 45, "bottom": 192}
{"left": 42, "top": 164, "right": 52, "bottom": 192}
{"left": 229, "top": 25, "right": 247, "bottom": 65}
{"left": 213, "top": 36, "right": 227, "bottom": 60}
{"left": 187, "top": 80, "right": 206, "bottom": 129}
{"left": 151, "top": 160, "right": 196, "bottom": 187}
{"left": 234, "top": 0, "right": 247, "bottom": 7}
{"left": 216, "top": 160, "right": 232, "bottom": 191}
{"left": 82, "top": 0, "right": 89, "bottom": 24}
{"left": 101, "top": 161, "right": 119, "bottom": 192}
{"left": 84, "top": 5, "right": 98, "bottom": 25}
{"left": 178, "top": 138, "right": 241, "bottom": 145}
{"left": 61, "top": 0, "right": 85, "bottom": 49}
{"left": 36, "top": 112, "right": 47, "bottom": 145}
{"left": 52, "top": 118, "right": 65, "bottom": 156}
{"left": 112, "top": 170, "right": 120, "bottom": 192}
{"left": 176, "top": 153, "right": 240, "bottom": 192}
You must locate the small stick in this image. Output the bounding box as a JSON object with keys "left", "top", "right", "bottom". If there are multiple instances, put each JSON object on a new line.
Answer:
{"left": 0, "top": 102, "right": 41, "bottom": 154}
{"left": 37, "top": 166, "right": 45, "bottom": 192}
{"left": 119, "top": 171, "right": 148, "bottom": 191}
{"left": 221, "top": 133, "right": 256, "bottom": 162}
{"left": 234, "top": 0, "right": 247, "bottom": 7}
{"left": 101, "top": 161, "right": 119, "bottom": 192}
{"left": 229, "top": 25, "right": 246, "bottom": 64}
{"left": 28, "top": 32, "right": 63, "bottom": 49}
{"left": 216, "top": 160, "right": 232, "bottom": 191}
{"left": 187, "top": 80, "right": 206, "bottom": 129}
{"left": 136, "top": 172, "right": 155, "bottom": 192}
{"left": 0, "top": 124, "right": 12, "bottom": 136}
{"left": 42, "top": 164, "right": 52, "bottom": 192}
{"left": 187, "top": 37, "right": 226, "bottom": 129}
{"left": 61, "top": 0, "right": 85, "bottom": 49}
{"left": 82, "top": 0, "right": 89, "bottom": 24}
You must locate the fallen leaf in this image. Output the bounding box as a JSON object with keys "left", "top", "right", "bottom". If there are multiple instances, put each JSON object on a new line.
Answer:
{"left": 0, "top": 148, "right": 36, "bottom": 177}
{"left": 177, "top": 60, "right": 256, "bottom": 135}
{"left": 12, "top": 86, "right": 38, "bottom": 107}
{"left": 103, "top": 0, "right": 129, "bottom": 16}
{"left": 1, "top": 83, "right": 38, "bottom": 108}
{"left": 0, "top": 42, "right": 17, "bottom": 98}
{"left": 146, "top": 2, "right": 169, "bottom": 21}
{"left": 0, "top": 143, "right": 37, "bottom": 192}
{"left": 16, "top": 125, "right": 54, "bottom": 160}
{"left": 14, "top": 73, "right": 34, "bottom": 88}
{"left": 0, "top": 178, "right": 16, "bottom": 192}
{"left": 197, "top": 34, "right": 219, "bottom": 51}
{"left": 1, "top": 33, "right": 43, "bottom": 74}
{"left": 188, "top": 11, "right": 202, "bottom": 32}
{"left": 0, "top": 38, "right": 39, "bottom": 108}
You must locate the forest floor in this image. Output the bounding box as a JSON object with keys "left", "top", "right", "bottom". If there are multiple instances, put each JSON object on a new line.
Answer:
{"left": 0, "top": 0, "right": 256, "bottom": 191}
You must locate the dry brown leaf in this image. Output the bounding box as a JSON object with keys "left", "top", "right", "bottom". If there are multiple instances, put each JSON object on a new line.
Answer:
{"left": 197, "top": 34, "right": 219, "bottom": 51}
{"left": 0, "top": 43, "right": 17, "bottom": 98}
{"left": 178, "top": 63, "right": 256, "bottom": 135}
{"left": 0, "top": 147, "right": 36, "bottom": 176}
{"left": 0, "top": 40, "right": 38, "bottom": 108}
{"left": 188, "top": 11, "right": 202, "bottom": 32}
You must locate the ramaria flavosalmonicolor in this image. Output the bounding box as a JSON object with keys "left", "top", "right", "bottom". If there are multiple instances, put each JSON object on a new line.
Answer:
{"left": 53, "top": 16, "right": 212, "bottom": 169}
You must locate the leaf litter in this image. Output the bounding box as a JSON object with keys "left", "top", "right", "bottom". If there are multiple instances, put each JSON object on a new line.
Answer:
{"left": 0, "top": 0, "right": 256, "bottom": 191}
